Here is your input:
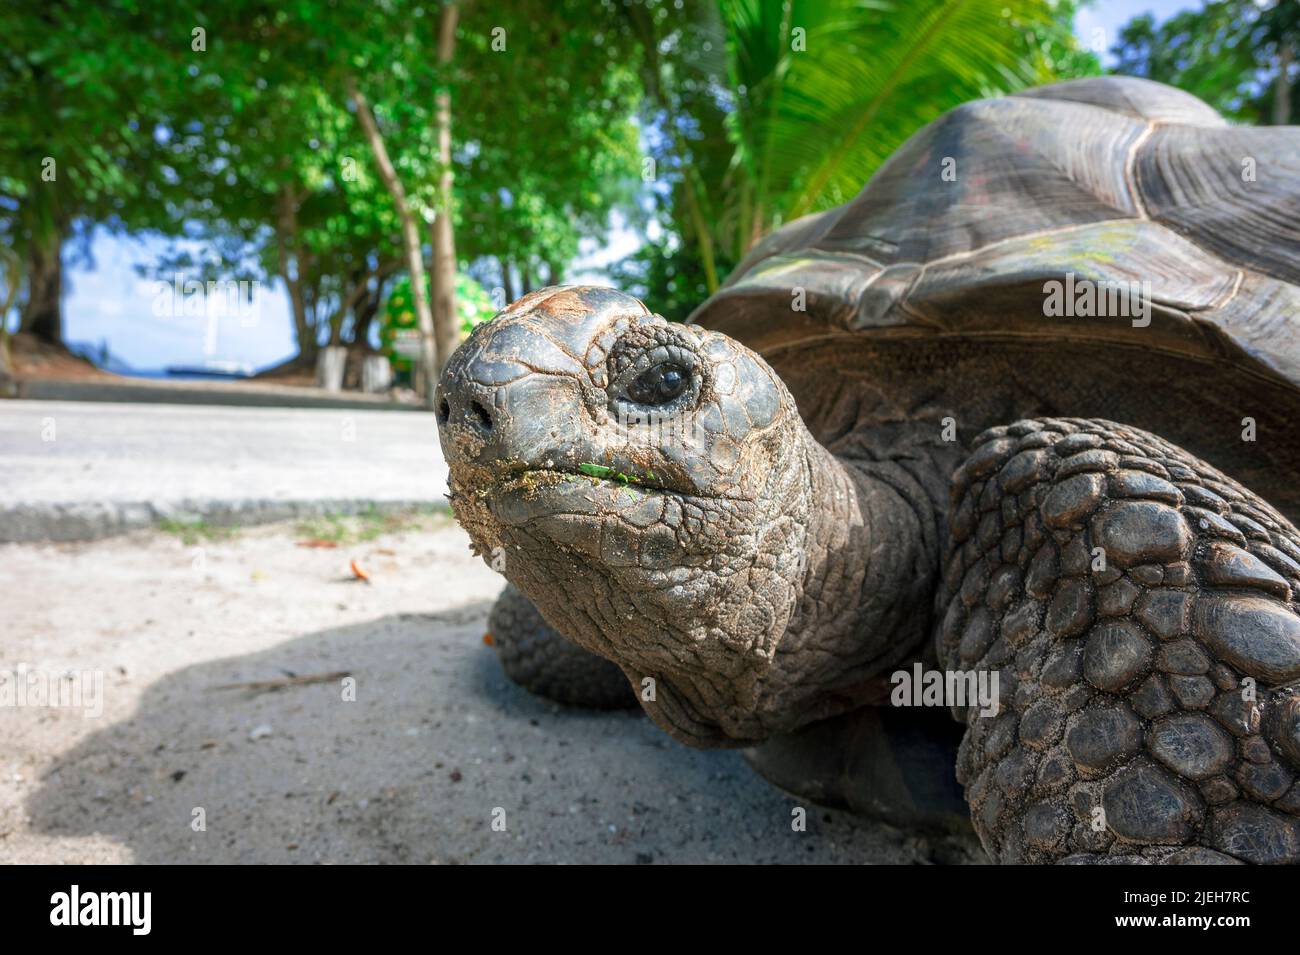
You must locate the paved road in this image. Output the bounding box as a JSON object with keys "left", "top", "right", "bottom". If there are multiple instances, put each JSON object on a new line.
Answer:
{"left": 16, "top": 375, "right": 426, "bottom": 412}
{"left": 0, "top": 400, "right": 447, "bottom": 541}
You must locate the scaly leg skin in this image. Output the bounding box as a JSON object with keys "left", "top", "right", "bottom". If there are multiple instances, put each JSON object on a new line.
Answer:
{"left": 488, "top": 583, "right": 637, "bottom": 709}
{"left": 936, "top": 418, "right": 1300, "bottom": 864}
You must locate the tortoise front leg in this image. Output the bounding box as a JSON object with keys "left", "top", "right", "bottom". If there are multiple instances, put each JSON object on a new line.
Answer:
{"left": 937, "top": 418, "right": 1300, "bottom": 864}
{"left": 488, "top": 584, "right": 637, "bottom": 709}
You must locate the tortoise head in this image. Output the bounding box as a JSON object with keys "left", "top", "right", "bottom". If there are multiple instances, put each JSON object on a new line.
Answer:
{"left": 436, "top": 286, "right": 819, "bottom": 743}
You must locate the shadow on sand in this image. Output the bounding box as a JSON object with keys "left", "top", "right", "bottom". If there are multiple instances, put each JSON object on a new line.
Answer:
{"left": 26, "top": 602, "right": 981, "bottom": 863}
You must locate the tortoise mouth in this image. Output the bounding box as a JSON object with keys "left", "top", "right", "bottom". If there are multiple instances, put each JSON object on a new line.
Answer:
{"left": 445, "top": 463, "right": 714, "bottom": 568}
{"left": 483, "top": 467, "right": 687, "bottom": 530}
{"left": 501, "top": 466, "right": 673, "bottom": 496}
{"left": 468, "top": 467, "right": 738, "bottom": 577}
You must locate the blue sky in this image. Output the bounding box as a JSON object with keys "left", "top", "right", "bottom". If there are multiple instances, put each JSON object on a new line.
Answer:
{"left": 1075, "top": 0, "right": 1198, "bottom": 57}
{"left": 53, "top": 0, "right": 1198, "bottom": 373}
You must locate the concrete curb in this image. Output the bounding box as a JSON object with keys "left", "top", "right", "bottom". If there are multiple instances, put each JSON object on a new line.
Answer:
{"left": 0, "top": 498, "right": 450, "bottom": 544}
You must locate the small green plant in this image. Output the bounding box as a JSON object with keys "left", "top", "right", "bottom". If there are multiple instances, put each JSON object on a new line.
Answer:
{"left": 296, "top": 505, "right": 447, "bottom": 544}
{"left": 158, "top": 519, "right": 239, "bottom": 546}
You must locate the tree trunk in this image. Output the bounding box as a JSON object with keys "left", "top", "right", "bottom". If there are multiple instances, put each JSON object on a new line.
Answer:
{"left": 21, "top": 233, "right": 63, "bottom": 345}
{"left": 315, "top": 346, "right": 347, "bottom": 392}
{"left": 330, "top": 267, "right": 366, "bottom": 347}
{"left": 276, "top": 187, "right": 316, "bottom": 364}
{"left": 430, "top": 2, "right": 460, "bottom": 374}
{"left": 498, "top": 257, "right": 516, "bottom": 304}
{"left": 1275, "top": 44, "right": 1293, "bottom": 126}
{"left": 0, "top": 248, "right": 19, "bottom": 390}
{"left": 347, "top": 75, "right": 438, "bottom": 406}
{"left": 0, "top": 330, "right": 11, "bottom": 392}
{"left": 360, "top": 354, "right": 392, "bottom": 393}
{"left": 351, "top": 286, "right": 380, "bottom": 348}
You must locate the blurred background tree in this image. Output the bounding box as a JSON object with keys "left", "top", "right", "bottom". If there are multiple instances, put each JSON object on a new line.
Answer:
{"left": 613, "top": 0, "right": 1099, "bottom": 319}
{"left": 0, "top": 1, "right": 199, "bottom": 348}
{"left": 2, "top": 0, "right": 1113, "bottom": 379}
{"left": 1113, "top": 0, "right": 1298, "bottom": 125}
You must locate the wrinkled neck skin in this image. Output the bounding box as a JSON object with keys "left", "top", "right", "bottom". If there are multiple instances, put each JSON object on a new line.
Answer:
{"left": 647, "top": 420, "right": 947, "bottom": 748}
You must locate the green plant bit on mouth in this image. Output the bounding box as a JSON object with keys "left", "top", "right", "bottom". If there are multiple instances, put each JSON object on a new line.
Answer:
{"left": 578, "top": 462, "right": 654, "bottom": 486}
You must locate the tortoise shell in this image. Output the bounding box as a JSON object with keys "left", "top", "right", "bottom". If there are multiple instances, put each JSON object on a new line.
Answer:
{"left": 689, "top": 77, "right": 1300, "bottom": 521}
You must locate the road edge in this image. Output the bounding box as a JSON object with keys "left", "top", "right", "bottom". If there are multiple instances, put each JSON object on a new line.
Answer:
{"left": 0, "top": 498, "right": 450, "bottom": 543}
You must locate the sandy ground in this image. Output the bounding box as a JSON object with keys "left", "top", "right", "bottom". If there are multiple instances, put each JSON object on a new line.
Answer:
{"left": 0, "top": 514, "right": 983, "bottom": 864}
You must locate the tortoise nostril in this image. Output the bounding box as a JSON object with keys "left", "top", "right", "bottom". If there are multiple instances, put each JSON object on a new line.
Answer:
{"left": 436, "top": 396, "right": 451, "bottom": 425}
{"left": 470, "top": 400, "right": 494, "bottom": 432}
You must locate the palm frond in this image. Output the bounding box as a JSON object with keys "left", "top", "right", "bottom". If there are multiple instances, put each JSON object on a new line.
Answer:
{"left": 717, "top": 0, "right": 1081, "bottom": 249}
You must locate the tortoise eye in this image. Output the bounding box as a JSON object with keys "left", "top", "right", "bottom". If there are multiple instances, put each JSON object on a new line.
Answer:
{"left": 626, "top": 363, "right": 690, "bottom": 405}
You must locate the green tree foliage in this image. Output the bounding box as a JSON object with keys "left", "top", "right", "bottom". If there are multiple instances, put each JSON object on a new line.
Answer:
{"left": 0, "top": 1, "right": 200, "bottom": 342}
{"left": 141, "top": 75, "right": 404, "bottom": 363}
{"left": 455, "top": 2, "right": 645, "bottom": 292}
{"left": 1112, "top": 0, "right": 1298, "bottom": 125}
{"left": 2, "top": 0, "right": 645, "bottom": 360}
{"left": 153, "top": 0, "right": 645, "bottom": 363}
{"left": 615, "top": 0, "right": 1099, "bottom": 321}
{"left": 270, "top": 0, "right": 641, "bottom": 349}
{"left": 4, "top": 0, "right": 1104, "bottom": 354}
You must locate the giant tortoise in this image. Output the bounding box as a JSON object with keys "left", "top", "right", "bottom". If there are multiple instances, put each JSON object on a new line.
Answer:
{"left": 435, "top": 77, "right": 1300, "bottom": 863}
